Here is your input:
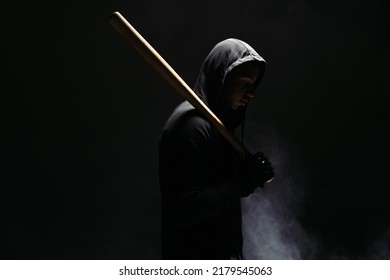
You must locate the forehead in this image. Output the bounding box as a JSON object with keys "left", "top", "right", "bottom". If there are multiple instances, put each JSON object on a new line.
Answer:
{"left": 229, "top": 61, "right": 260, "bottom": 79}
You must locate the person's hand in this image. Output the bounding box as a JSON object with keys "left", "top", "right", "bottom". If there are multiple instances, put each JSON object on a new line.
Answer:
{"left": 236, "top": 152, "right": 275, "bottom": 196}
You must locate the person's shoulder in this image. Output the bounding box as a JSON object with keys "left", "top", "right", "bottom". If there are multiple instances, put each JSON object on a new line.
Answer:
{"left": 160, "top": 103, "right": 217, "bottom": 159}
{"left": 166, "top": 101, "right": 212, "bottom": 132}
{"left": 161, "top": 101, "right": 215, "bottom": 147}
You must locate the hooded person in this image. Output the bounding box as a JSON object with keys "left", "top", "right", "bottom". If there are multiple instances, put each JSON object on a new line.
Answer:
{"left": 159, "top": 38, "right": 274, "bottom": 260}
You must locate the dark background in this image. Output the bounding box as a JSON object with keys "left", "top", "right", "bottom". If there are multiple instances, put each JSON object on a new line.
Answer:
{"left": 1, "top": 0, "right": 389, "bottom": 259}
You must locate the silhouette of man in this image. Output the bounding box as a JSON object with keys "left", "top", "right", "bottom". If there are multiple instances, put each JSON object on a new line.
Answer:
{"left": 159, "top": 38, "right": 274, "bottom": 259}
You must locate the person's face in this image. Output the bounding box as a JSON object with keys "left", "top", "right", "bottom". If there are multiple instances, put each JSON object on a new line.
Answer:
{"left": 222, "top": 61, "right": 260, "bottom": 110}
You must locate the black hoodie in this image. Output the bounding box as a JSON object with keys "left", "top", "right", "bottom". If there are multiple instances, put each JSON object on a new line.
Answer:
{"left": 159, "top": 38, "right": 266, "bottom": 259}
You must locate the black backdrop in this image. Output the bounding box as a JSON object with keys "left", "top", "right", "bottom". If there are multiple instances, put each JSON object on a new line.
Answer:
{"left": 1, "top": 0, "right": 389, "bottom": 259}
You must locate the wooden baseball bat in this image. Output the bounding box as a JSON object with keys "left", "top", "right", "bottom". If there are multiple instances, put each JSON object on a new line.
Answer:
{"left": 108, "top": 11, "right": 251, "bottom": 158}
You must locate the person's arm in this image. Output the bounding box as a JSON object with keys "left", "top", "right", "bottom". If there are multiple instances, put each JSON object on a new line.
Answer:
{"left": 165, "top": 116, "right": 272, "bottom": 227}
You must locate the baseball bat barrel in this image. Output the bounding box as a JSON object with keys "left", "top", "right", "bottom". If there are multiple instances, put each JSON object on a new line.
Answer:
{"left": 108, "top": 11, "right": 252, "bottom": 159}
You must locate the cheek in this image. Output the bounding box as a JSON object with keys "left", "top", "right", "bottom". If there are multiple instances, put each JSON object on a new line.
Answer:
{"left": 230, "top": 89, "right": 244, "bottom": 101}
{"left": 227, "top": 90, "right": 245, "bottom": 110}
{"left": 224, "top": 81, "right": 244, "bottom": 107}
{"left": 227, "top": 91, "right": 239, "bottom": 104}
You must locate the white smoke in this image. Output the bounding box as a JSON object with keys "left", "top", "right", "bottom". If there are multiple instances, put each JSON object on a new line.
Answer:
{"left": 241, "top": 120, "right": 320, "bottom": 259}
{"left": 368, "top": 227, "right": 390, "bottom": 259}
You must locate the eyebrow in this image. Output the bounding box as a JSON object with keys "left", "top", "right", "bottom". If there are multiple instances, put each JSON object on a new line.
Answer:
{"left": 240, "top": 77, "right": 256, "bottom": 83}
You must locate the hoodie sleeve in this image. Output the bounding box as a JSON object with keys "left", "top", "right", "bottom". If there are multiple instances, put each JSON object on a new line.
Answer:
{"left": 161, "top": 113, "right": 243, "bottom": 228}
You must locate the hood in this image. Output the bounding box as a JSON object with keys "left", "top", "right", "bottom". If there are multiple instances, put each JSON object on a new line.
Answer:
{"left": 193, "top": 38, "right": 266, "bottom": 128}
